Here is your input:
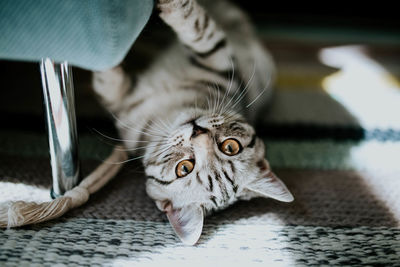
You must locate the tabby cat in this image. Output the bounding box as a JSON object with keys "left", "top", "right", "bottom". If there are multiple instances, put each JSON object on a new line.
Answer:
{"left": 93, "top": 0, "right": 294, "bottom": 245}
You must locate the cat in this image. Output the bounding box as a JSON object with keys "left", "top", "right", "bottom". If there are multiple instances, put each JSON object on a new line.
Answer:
{"left": 92, "top": 0, "right": 294, "bottom": 245}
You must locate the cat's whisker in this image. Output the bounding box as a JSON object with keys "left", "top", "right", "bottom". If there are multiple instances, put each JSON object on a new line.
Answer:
{"left": 216, "top": 78, "right": 225, "bottom": 115}
{"left": 221, "top": 77, "right": 243, "bottom": 115}
{"left": 164, "top": 116, "right": 174, "bottom": 132}
{"left": 221, "top": 87, "right": 239, "bottom": 115}
{"left": 194, "top": 95, "right": 198, "bottom": 118}
{"left": 206, "top": 86, "right": 216, "bottom": 115}
{"left": 245, "top": 78, "right": 271, "bottom": 108}
{"left": 206, "top": 88, "right": 212, "bottom": 112}
{"left": 212, "top": 85, "right": 216, "bottom": 115}
{"left": 142, "top": 118, "right": 170, "bottom": 138}
{"left": 208, "top": 84, "right": 216, "bottom": 115}
{"left": 108, "top": 111, "right": 139, "bottom": 132}
{"left": 213, "top": 83, "right": 220, "bottom": 115}
{"left": 150, "top": 114, "right": 174, "bottom": 134}
{"left": 105, "top": 154, "right": 147, "bottom": 165}
{"left": 109, "top": 111, "right": 166, "bottom": 139}
{"left": 92, "top": 128, "right": 158, "bottom": 143}
{"left": 222, "top": 60, "right": 256, "bottom": 113}
{"left": 221, "top": 108, "right": 245, "bottom": 122}
{"left": 218, "top": 56, "right": 235, "bottom": 114}
{"left": 147, "top": 116, "right": 171, "bottom": 133}
{"left": 211, "top": 80, "right": 224, "bottom": 116}
{"left": 156, "top": 116, "right": 174, "bottom": 133}
{"left": 224, "top": 61, "right": 257, "bottom": 113}
{"left": 150, "top": 143, "right": 174, "bottom": 160}
{"left": 131, "top": 119, "right": 170, "bottom": 139}
{"left": 225, "top": 57, "right": 235, "bottom": 99}
{"left": 154, "top": 118, "right": 170, "bottom": 133}
{"left": 90, "top": 129, "right": 126, "bottom": 147}
{"left": 136, "top": 128, "right": 167, "bottom": 139}
{"left": 115, "top": 142, "right": 169, "bottom": 152}
{"left": 221, "top": 75, "right": 245, "bottom": 117}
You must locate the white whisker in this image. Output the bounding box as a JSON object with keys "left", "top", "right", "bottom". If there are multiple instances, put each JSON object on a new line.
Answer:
{"left": 151, "top": 144, "right": 174, "bottom": 159}
{"left": 109, "top": 111, "right": 166, "bottom": 139}
{"left": 142, "top": 118, "right": 170, "bottom": 137}
{"left": 227, "top": 60, "right": 257, "bottom": 112}
{"left": 156, "top": 116, "right": 173, "bottom": 133}
{"left": 148, "top": 116, "right": 172, "bottom": 134}
{"left": 218, "top": 57, "right": 235, "bottom": 114}
{"left": 246, "top": 87, "right": 267, "bottom": 108}
{"left": 105, "top": 154, "right": 147, "bottom": 165}
{"left": 92, "top": 128, "right": 156, "bottom": 143}
{"left": 213, "top": 83, "right": 220, "bottom": 115}
{"left": 116, "top": 142, "right": 169, "bottom": 152}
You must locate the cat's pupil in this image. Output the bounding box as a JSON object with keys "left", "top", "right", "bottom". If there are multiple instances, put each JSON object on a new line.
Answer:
{"left": 182, "top": 165, "right": 188, "bottom": 174}
{"left": 224, "top": 143, "right": 233, "bottom": 154}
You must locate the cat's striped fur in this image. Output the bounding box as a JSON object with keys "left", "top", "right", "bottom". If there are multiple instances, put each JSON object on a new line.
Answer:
{"left": 93, "top": 0, "right": 293, "bottom": 245}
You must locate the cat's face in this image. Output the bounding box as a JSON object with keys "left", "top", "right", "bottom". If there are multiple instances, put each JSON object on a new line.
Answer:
{"left": 144, "top": 110, "right": 293, "bottom": 245}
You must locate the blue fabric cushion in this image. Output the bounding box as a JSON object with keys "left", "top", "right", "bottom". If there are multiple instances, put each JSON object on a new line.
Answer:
{"left": 0, "top": 0, "right": 154, "bottom": 71}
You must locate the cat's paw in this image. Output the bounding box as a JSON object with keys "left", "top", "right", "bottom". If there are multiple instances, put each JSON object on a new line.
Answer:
{"left": 157, "top": 0, "right": 193, "bottom": 17}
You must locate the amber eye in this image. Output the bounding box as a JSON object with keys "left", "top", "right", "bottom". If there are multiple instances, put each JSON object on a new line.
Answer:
{"left": 220, "top": 139, "right": 241, "bottom": 156}
{"left": 176, "top": 159, "right": 195, "bottom": 178}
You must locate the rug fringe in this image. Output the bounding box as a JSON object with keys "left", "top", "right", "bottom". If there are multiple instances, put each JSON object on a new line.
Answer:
{"left": 0, "top": 145, "right": 127, "bottom": 228}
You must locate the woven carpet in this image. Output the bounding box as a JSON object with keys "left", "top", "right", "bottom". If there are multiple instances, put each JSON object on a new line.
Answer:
{"left": 1, "top": 22, "right": 400, "bottom": 266}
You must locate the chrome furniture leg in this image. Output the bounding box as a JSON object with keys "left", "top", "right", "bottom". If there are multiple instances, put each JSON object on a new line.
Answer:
{"left": 40, "top": 58, "right": 80, "bottom": 198}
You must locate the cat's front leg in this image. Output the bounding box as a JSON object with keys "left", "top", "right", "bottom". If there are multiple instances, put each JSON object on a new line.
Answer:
{"left": 92, "top": 66, "right": 132, "bottom": 113}
{"left": 157, "top": 0, "right": 233, "bottom": 72}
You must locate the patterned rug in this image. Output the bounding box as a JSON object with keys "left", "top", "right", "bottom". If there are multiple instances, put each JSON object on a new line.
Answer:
{"left": 1, "top": 21, "right": 400, "bottom": 266}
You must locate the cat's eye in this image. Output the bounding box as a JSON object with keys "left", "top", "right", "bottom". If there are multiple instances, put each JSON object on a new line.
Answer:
{"left": 220, "top": 138, "right": 241, "bottom": 156}
{"left": 176, "top": 159, "right": 195, "bottom": 178}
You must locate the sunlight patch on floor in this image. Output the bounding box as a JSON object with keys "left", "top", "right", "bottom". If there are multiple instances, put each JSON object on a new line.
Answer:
{"left": 319, "top": 45, "right": 400, "bottom": 130}
{"left": 111, "top": 221, "right": 293, "bottom": 267}
{"left": 0, "top": 181, "right": 51, "bottom": 203}
{"left": 319, "top": 46, "right": 400, "bottom": 223}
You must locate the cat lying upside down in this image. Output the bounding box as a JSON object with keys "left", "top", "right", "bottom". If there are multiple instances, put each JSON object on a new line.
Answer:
{"left": 93, "top": 0, "right": 294, "bottom": 245}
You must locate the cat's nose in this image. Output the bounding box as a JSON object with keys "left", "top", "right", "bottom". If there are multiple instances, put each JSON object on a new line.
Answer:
{"left": 191, "top": 122, "right": 208, "bottom": 138}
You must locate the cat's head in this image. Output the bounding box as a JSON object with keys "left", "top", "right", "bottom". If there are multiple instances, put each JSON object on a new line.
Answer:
{"left": 144, "top": 109, "right": 293, "bottom": 245}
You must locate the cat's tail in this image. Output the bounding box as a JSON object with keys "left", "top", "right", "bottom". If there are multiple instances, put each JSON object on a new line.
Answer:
{"left": 0, "top": 146, "right": 127, "bottom": 228}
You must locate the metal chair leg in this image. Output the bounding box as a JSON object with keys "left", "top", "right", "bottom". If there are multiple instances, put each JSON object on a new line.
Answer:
{"left": 40, "top": 58, "right": 80, "bottom": 198}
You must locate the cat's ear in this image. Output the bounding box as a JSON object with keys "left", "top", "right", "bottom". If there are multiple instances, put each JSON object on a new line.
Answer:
{"left": 244, "top": 159, "right": 294, "bottom": 202}
{"left": 163, "top": 202, "right": 204, "bottom": 245}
